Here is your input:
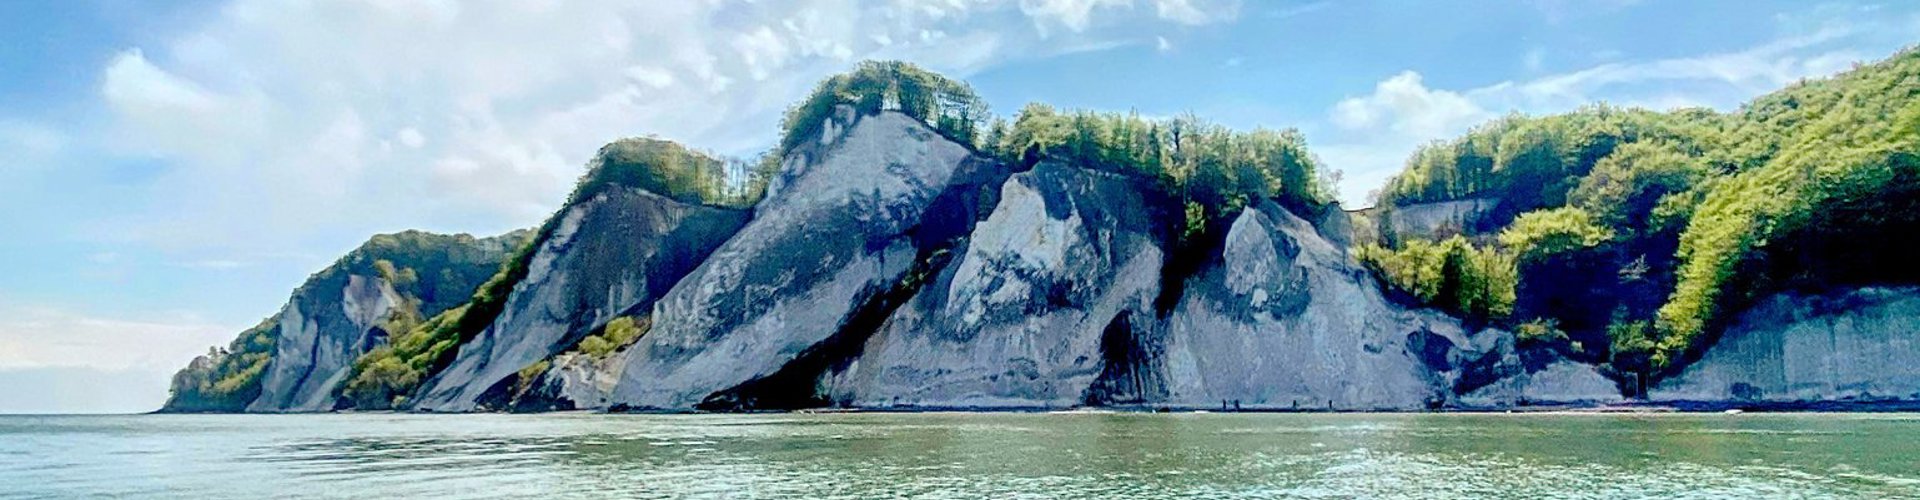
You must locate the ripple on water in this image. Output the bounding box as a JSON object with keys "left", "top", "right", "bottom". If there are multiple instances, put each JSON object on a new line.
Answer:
{"left": 2, "top": 413, "right": 1918, "bottom": 499}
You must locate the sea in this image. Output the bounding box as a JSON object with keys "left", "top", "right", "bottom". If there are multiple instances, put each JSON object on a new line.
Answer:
{"left": 2, "top": 412, "right": 1917, "bottom": 499}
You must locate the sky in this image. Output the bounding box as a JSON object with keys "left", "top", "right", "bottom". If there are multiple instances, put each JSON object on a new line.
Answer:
{"left": 1, "top": 0, "right": 1915, "bottom": 414}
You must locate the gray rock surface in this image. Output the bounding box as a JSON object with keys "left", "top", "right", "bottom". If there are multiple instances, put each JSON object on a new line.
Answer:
{"left": 1160, "top": 202, "right": 1494, "bottom": 410}
{"left": 244, "top": 231, "right": 522, "bottom": 412}
{"left": 1651, "top": 287, "right": 1920, "bottom": 405}
{"left": 513, "top": 352, "right": 624, "bottom": 412}
{"left": 247, "top": 275, "right": 399, "bottom": 412}
{"left": 411, "top": 187, "right": 748, "bottom": 411}
{"left": 1461, "top": 360, "right": 1624, "bottom": 407}
{"left": 1383, "top": 198, "right": 1497, "bottom": 240}
{"left": 827, "top": 163, "right": 1172, "bottom": 409}
{"left": 597, "top": 109, "right": 1004, "bottom": 410}
{"left": 1309, "top": 204, "right": 1357, "bottom": 250}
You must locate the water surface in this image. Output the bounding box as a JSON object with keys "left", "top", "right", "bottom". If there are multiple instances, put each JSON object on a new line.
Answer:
{"left": 3, "top": 412, "right": 1916, "bottom": 498}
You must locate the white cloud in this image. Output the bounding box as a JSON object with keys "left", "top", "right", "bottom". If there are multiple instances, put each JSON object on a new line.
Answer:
{"left": 101, "top": 48, "right": 267, "bottom": 165}
{"left": 101, "top": 49, "right": 219, "bottom": 114}
{"left": 88, "top": 0, "right": 1239, "bottom": 255}
{"left": 1481, "top": 27, "right": 1860, "bottom": 111}
{"left": 1015, "top": 0, "right": 1237, "bottom": 35}
{"left": 1319, "top": 71, "right": 1491, "bottom": 207}
{"left": 1018, "top": 0, "right": 1131, "bottom": 34}
{"left": 733, "top": 25, "right": 794, "bottom": 81}
{"left": 1330, "top": 71, "right": 1489, "bottom": 139}
{"left": 0, "top": 121, "right": 67, "bottom": 180}
{"left": 1150, "top": 0, "right": 1237, "bottom": 25}
{"left": 624, "top": 65, "right": 677, "bottom": 89}
{"left": 0, "top": 121, "right": 66, "bottom": 160}
{"left": 1268, "top": 1, "right": 1330, "bottom": 19}
{"left": 1524, "top": 47, "right": 1546, "bottom": 72}
{"left": 397, "top": 128, "right": 426, "bottom": 149}
{"left": 0, "top": 303, "right": 237, "bottom": 373}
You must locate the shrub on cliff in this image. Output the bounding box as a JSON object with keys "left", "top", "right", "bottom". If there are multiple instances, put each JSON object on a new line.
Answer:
{"left": 1355, "top": 236, "right": 1515, "bottom": 322}
{"left": 779, "top": 60, "right": 990, "bottom": 154}
{"left": 569, "top": 138, "right": 769, "bottom": 209}
{"left": 162, "top": 318, "right": 277, "bottom": 412}
{"left": 987, "top": 104, "right": 1334, "bottom": 246}
{"left": 573, "top": 316, "right": 651, "bottom": 359}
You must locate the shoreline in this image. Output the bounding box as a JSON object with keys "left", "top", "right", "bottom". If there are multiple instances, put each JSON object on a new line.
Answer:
{"left": 133, "top": 399, "right": 1920, "bottom": 416}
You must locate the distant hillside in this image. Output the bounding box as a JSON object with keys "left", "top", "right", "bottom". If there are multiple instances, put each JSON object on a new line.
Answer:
{"left": 161, "top": 230, "right": 527, "bottom": 412}
{"left": 1361, "top": 48, "right": 1920, "bottom": 384}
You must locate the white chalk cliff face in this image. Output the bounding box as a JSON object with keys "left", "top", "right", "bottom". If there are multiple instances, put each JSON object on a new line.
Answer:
{"left": 518, "top": 110, "right": 1630, "bottom": 412}
{"left": 1161, "top": 203, "right": 1467, "bottom": 410}
{"left": 828, "top": 163, "right": 1172, "bottom": 409}
{"left": 247, "top": 275, "right": 399, "bottom": 412}
{"left": 410, "top": 187, "right": 750, "bottom": 412}
{"left": 1652, "top": 287, "right": 1920, "bottom": 406}
{"left": 587, "top": 109, "right": 1007, "bottom": 410}
{"left": 241, "top": 232, "right": 524, "bottom": 412}
{"left": 1155, "top": 202, "right": 1615, "bottom": 410}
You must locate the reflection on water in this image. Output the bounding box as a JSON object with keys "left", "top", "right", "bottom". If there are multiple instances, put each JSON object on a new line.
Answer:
{"left": 2, "top": 412, "right": 1916, "bottom": 499}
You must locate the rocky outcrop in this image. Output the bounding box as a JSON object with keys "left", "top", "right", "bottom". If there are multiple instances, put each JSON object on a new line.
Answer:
{"left": 513, "top": 351, "right": 620, "bottom": 411}
{"left": 1460, "top": 358, "right": 1624, "bottom": 408}
{"left": 825, "top": 163, "right": 1175, "bottom": 409}
{"left": 410, "top": 187, "right": 750, "bottom": 412}
{"left": 1158, "top": 202, "right": 1482, "bottom": 410}
{"left": 241, "top": 231, "right": 523, "bottom": 412}
{"left": 1382, "top": 198, "right": 1497, "bottom": 240}
{"left": 247, "top": 275, "right": 399, "bottom": 411}
{"left": 1651, "top": 287, "right": 1920, "bottom": 406}
{"left": 584, "top": 109, "right": 1006, "bottom": 410}
{"left": 816, "top": 182, "right": 1619, "bottom": 411}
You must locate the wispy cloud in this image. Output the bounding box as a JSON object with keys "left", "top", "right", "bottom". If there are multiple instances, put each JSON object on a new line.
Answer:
{"left": 169, "top": 259, "right": 251, "bottom": 270}
{"left": 1268, "top": 1, "right": 1331, "bottom": 20}
{"left": 1524, "top": 47, "right": 1546, "bottom": 72}
{"left": 0, "top": 303, "right": 238, "bottom": 373}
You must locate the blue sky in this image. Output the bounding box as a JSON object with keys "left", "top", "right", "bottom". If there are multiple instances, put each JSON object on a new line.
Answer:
{"left": 1, "top": 0, "right": 1915, "bottom": 413}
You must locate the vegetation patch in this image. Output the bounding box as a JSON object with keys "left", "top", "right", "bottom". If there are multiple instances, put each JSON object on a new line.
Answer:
{"left": 573, "top": 316, "right": 652, "bottom": 359}
{"left": 161, "top": 317, "right": 279, "bottom": 412}
{"left": 1364, "top": 48, "right": 1920, "bottom": 378}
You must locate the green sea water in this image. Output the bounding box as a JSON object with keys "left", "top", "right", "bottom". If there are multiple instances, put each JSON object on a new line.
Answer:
{"left": 2, "top": 412, "right": 1916, "bottom": 499}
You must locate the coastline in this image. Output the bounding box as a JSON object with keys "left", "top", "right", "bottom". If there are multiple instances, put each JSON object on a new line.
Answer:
{"left": 147, "top": 400, "right": 1920, "bottom": 416}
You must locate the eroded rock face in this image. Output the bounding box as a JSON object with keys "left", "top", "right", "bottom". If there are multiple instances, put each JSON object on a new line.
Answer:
{"left": 511, "top": 352, "right": 622, "bottom": 412}
{"left": 827, "top": 163, "right": 1174, "bottom": 409}
{"left": 247, "top": 275, "right": 399, "bottom": 412}
{"left": 1151, "top": 201, "right": 1618, "bottom": 410}
{"left": 1383, "top": 198, "right": 1498, "bottom": 240}
{"left": 1159, "top": 202, "right": 1476, "bottom": 410}
{"left": 595, "top": 110, "right": 1005, "bottom": 410}
{"left": 242, "top": 231, "right": 523, "bottom": 412}
{"left": 1651, "top": 287, "right": 1920, "bottom": 406}
{"left": 410, "top": 187, "right": 749, "bottom": 412}
{"left": 1460, "top": 359, "right": 1624, "bottom": 408}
